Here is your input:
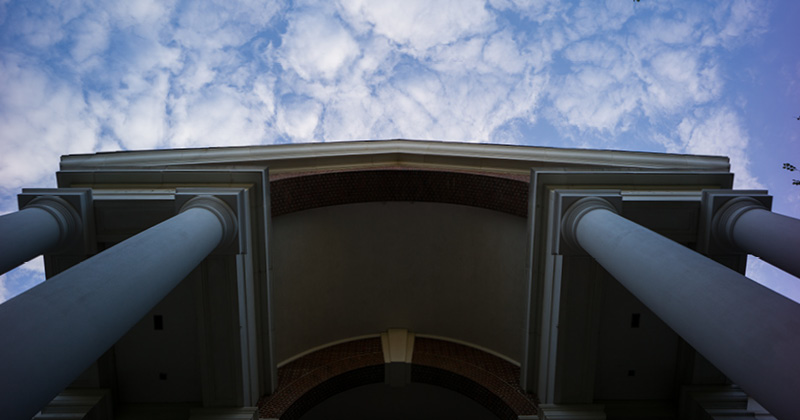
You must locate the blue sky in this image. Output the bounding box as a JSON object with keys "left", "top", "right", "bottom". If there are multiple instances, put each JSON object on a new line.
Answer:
{"left": 0, "top": 0, "right": 798, "bottom": 303}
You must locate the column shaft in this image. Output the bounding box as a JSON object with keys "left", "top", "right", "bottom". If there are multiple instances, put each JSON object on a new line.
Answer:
{"left": 0, "top": 199, "right": 234, "bottom": 420}
{"left": 728, "top": 207, "right": 800, "bottom": 278}
{"left": 0, "top": 199, "right": 77, "bottom": 274}
{"left": 566, "top": 201, "right": 800, "bottom": 420}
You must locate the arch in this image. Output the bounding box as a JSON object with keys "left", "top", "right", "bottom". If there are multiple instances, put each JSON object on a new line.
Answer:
{"left": 270, "top": 169, "right": 529, "bottom": 218}
{"left": 257, "top": 337, "right": 538, "bottom": 419}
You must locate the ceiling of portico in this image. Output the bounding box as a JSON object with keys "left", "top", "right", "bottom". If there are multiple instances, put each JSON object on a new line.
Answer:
{"left": 271, "top": 201, "right": 529, "bottom": 364}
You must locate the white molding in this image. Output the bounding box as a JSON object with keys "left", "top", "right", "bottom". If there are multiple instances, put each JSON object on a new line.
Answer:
{"left": 60, "top": 140, "right": 730, "bottom": 173}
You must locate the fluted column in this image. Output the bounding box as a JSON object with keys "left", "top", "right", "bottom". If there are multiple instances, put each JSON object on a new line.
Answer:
{"left": 561, "top": 197, "right": 800, "bottom": 420}
{"left": 714, "top": 197, "right": 800, "bottom": 278}
{"left": 0, "top": 196, "right": 237, "bottom": 420}
{"left": 0, "top": 196, "right": 81, "bottom": 274}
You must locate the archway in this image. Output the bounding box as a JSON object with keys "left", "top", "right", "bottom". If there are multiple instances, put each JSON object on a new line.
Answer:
{"left": 257, "top": 337, "right": 538, "bottom": 419}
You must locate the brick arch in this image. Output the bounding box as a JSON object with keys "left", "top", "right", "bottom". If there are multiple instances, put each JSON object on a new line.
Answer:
{"left": 270, "top": 169, "right": 529, "bottom": 218}
{"left": 257, "top": 337, "right": 538, "bottom": 419}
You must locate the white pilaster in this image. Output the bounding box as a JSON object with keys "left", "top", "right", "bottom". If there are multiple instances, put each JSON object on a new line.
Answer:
{"left": 561, "top": 197, "right": 800, "bottom": 420}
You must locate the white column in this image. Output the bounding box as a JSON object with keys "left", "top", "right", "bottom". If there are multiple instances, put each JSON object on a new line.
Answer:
{"left": 714, "top": 197, "right": 800, "bottom": 278}
{"left": 0, "top": 196, "right": 237, "bottom": 420}
{"left": 561, "top": 197, "right": 800, "bottom": 420}
{"left": 0, "top": 196, "right": 81, "bottom": 274}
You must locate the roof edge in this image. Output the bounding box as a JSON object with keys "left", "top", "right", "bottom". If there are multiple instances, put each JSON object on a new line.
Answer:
{"left": 59, "top": 139, "right": 730, "bottom": 172}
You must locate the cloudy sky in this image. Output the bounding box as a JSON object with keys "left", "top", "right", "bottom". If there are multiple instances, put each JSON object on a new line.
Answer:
{"left": 1, "top": 0, "right": 798, "bottom": 303}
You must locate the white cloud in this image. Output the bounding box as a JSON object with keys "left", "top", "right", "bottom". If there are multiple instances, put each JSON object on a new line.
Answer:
{"left": 570, "top": 0, "right": 635, "bottom": 38}
{"left": 276, "top": 96, "right": 322, "bottom": 141}
{"left": 90, "top": 71, "right": 171, "bottom": 151}
{"left": 563, "top": 40, "right": 612, "bottom": 65}
{"left": 428, "top": 30, "right": 526, "bottom": 75}
{"left": 0, "top": 0, "right": 793, "bottom": 302}
{"left": 338, "top": 0, "right": 494, "bottom": 54}
{"left": 550, "top": 64, "right": 642, "bottom": 133}
{"left": 0, "top": 256, "right": 45, "bottom": 304}
{"left": 0, "top": 54, "right": 97, "bottom": 188}
{"left": 630, "top": 16, "right": 698, "bottom": 48}
{"left": 706, "top": 0, "right": 769, "bottom": 48}
{"left": 168, "top": 85, "right": 273, "bottom": 148}
{"left": 173, "top": 0, "right": 282, "bottom": 50}
{"left": 427, "top": 37, "right": 486, "bottom": 74}
{"left": 676, "top": 108, "right": 762, "bottom": 189}
{"left": 279, "top": 13, "right": 361, "bottom": 81}
{"left": 488, "top": 0, "right": 566, "bottom": 23}
{"left": 12, "top": 9, "right": 67, "bottom": 49}
{"left": 69, "top": 15, "right": 110, "bottom": 64}
{"left": 643, "top": 49, "right": 721, "bottom": 114}
{"left": 110, "top": 0, "right": 175, "bottom": 30}
{"left": 746, "top": 255, "right": 800, "bottom": 304}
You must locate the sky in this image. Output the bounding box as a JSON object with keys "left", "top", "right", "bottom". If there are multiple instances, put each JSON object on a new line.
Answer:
{"left": 0, "top": 0, "right": 798, "bottom": 304}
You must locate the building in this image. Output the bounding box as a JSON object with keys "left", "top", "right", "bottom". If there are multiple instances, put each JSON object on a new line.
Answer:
{"left": 1, "top": 140, "right": 798, "bottom": 420}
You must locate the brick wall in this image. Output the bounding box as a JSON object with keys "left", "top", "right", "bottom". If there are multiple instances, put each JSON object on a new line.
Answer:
{"left": 270, "top": 169, "right": 528, "bottom": 217}
{"left": 257, "top": 337, "right": 538, "bottom": 419}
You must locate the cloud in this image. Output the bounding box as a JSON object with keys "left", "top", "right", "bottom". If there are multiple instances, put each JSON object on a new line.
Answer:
{"left": 0, "top": 53, "right": 97, "bottom": 188}
{"left": 0, "top": 256, "right": 45, "bottom": 304}
{"left": 487, "top": 0, "right": 566, "bottom": 23}
{"left": 0, "top": 0, "right": 793, "bottom": 302}
{"left": 276, "top": 95, "right": 322, "bottom": 140}
{"left": 338, "top": 0, "right": 494, "bottom": 54}
{"left": 549, "top": 44, "right": 643, "bottom": 133}
{"left": 746, "top": 256, "right": 800, "bottom": 304}
{"left": 630, "top": 16, "right": 698, "bottom": 47}
{"left": 67, "top": 14, "right": 110, "bottom": 65}
{"left": 675, "top": 107, "right": 762, "bottom": 189}
{"left": 89, "top": 70, "right": 171, "bottom": 151}
{"left": 704, "top": 0, "right": 769, "bottom": 47}
{"left": 643, "top": 49, "right": 721, "bottom": 114}
{"left": 279, "top": 13, "right": 360, "bottom": 81}
{"left": 172, "top": 0, "right": 283, "bottom": 50}
{"left": 570, "top": 0, "right": 635, "bottom": 38}
{"left": 169, "top": 85, "right": 274, "bottom": 148}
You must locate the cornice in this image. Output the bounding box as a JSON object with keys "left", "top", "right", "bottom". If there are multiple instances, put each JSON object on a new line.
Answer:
{"left": 59, "top": 140, "right": 730, "bottom": 175}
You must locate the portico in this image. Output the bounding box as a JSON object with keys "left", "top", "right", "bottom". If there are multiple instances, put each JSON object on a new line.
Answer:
{"left": 0, "top": 140, "right": 797, "bottom": 420}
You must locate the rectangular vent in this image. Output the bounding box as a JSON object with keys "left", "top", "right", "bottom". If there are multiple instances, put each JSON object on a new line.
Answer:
{"left": 631, "top": 313, "right": 640, "bottom": 328}
{"left": 153, "top": 315, "right": 163, "bottom": 330}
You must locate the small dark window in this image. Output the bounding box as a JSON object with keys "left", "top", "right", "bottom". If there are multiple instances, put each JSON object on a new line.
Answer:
{"left": 630, "top": 313, "right": 640, "bottom": 328}
{"left": 627, "top": 370, "right": 636, "bottom": 377}
{"left": 159, "top": 372, "right": 168, "bottom": 380}
{"left": 153, "top": 315, "right": 163, "bottom": 330}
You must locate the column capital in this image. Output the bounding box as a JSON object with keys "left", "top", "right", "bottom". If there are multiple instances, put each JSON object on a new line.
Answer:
{"left": 698, "top": 190, "right": 771, "bottom": 254}
{"left": 18, "top": 188, "right": 94, "bottom": 254}
{"left": 175, "top": 188, "right": 245, "bottom": 254}
{"left": 713, "top": 197, "right": 769, "bottom": 251}
{"left": 550, "top": 190, "right": 621, "bottom": 255}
